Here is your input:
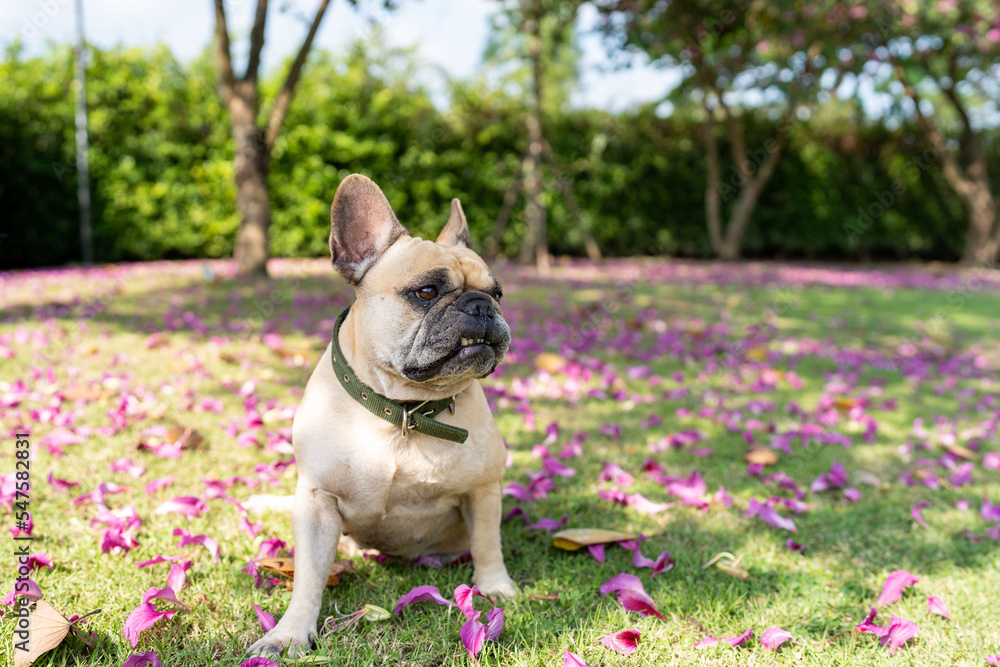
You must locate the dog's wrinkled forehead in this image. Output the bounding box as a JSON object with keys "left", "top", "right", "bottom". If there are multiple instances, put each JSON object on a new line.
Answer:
{"left": 364, "top": 236, "right": 498, "bottom": 295}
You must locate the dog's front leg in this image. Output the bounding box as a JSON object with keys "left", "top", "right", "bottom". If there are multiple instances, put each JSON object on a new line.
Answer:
{"left": 247, "top": 477, "right": 342, "bottom": 657}
{"left": 461, "top": 481, "right": 517, "bottom": 599}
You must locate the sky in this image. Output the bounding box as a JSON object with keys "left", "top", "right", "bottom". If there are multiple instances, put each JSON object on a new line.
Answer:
{"left": 1, "top": 0, "right": 682, "bottom": 112}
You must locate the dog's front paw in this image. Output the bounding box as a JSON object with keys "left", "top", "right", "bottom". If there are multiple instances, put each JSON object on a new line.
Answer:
{"left": 246, "top": 624, "right": 316, "bottom": 658}
{"left": 475, "top": 572, "right": 518, "bottom": 600}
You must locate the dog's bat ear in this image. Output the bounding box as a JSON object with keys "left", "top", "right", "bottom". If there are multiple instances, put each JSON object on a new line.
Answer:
{"left": 436, "top": 199, "right": 471, "bottom": 249}
{"left": 330, "top": 174, "right": 409, "bottom": 284}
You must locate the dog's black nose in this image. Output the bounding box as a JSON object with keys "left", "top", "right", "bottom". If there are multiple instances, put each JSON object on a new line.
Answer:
{"left": 458, "top": 296, "right": 496, "bottom": 320}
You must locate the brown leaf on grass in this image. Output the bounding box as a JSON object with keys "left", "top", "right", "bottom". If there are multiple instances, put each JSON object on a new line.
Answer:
{"left": 165, "top": 423, "right": 205, "bottom": 450}
{"left": 13, "top": 601, "right": 99, "bottom": 667}
{"left": 271, "top": 347, "right": 314, "bottom": 367}
{"left": 256, "top": 558, "right": 353, "bottom": 588}
{"left": 701, "top": 552, "right": 750, "bottom": 581}
{"left": 941, "top": 442, "right": 976, "bottom": 460}
{"left": 552, "top": 528, "right": 639, "bottom": 551}
{"left": 714, "top": 562, "right": 750, "bottom": 580}
{"left": 743, "top": 445, "right": 779, "bottom": 466}
{"left": 167, "top": 359, "right": 201, "bottom": 373}
{"left": 60, "top": 384, "right": 113, "bottom": 403}
{"left": 135, "top": 422, "right": 205, "bottom": 453}
{"left": 834, "top": 398, "right": 859, "bottom": 411}
{"left": 534, "top": 353, "right": 567, "bottom": 373}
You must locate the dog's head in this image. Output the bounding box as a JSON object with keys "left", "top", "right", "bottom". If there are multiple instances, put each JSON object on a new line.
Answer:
{"left": 330, "top": 174, "right": 510, "bottom": 394}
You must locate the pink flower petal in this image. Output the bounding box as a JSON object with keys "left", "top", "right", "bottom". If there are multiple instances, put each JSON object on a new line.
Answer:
{"left": 110, "top": 458, "right": 146, "bottom": 478}
{"left": 122, "top": 652, "right": 164, "bottom": 667}
{"left": 875, "top": 570, "right": 919, "bottom": 607}
{"left": 616, "top": 588, "right": 666, "bottom": 619}
{"left": 855, "top": 607, "right": 886, "bottom": 636}
{"left": 1, "top": 578, "right": 41, "bottom": 605}
{"left": 47, "top": 471, "right": 80, "bottom": 491}
{"left": 746, "top": 498, "right": 797, "bottom": 532}
{"left": 123, "top": 602, "right": 177, "bottom": 648}
{"left": 987, "top": 655, "right": 1000, "bottom": 665}
{"left": 599, "top": 462, "right": 634, "bottom": 487}
{"left": 455, "top": 584, "right": 492, "bottom": 620}
{"left": 460, "top": 618, "right": 486, "bottom": 661}
{"left": 879, "top": 616, "right": 919, "bottom": 655}
{"left": 542, "top": 457, "right": 576, "bottom": 477}
{"left": 144, "top": 476, "right": 175, "bottom": 495}
{"left": 156, "top": 495, "right": 208, "bottom": 518}
{"left": 599, "top": 628, "right": 641, "bottom": 654}
{"left": 135, "top": 555, "right": 184, "bottom": 569}
{"left": 724, "top": 627, "right": 752, "bottom": 646}
{"left": 239, "top": 660, "right": 280, "bottom": 667}
{"left": 172, "top": 528, "right": 220, "bottom": 561}
{"left": 392, "top": 585, "right": 455, "bottom": 615}
{"left": 926, "top": 596, "right": 951, "bottom": 619}
{"left": 527, "top": 514, "right": 569, "bottom": 531}
{"left": 667, "top": 471, "right": 707, "bottom": 507}
{"left": 167, "top": 561, "right": 190, "bottom": 594}
{"left": 760, "top": 627, "right": 793, "bottom": 649}
{"left": 588, "top": 543, "right": 606, "bottom": 563}
{"left": 599, "top": 573, "right": 643, "bottom": 597}
{"left": 253, "top": 603, "right": 276, "bottom": 631}
{"left": 26, "top": 552, "right": 53, "bottom": 570}
{"left": 982, "top": 497, "right": 1000, "bottom": 522}
{"left": 651, "top": 550, "right": 675, "bottom": 576}
{"left": 562, "top": 650, "right": 595, "bottom": 667}
{"left": 484, "top": 607, "right": 504, "bottom": 642}
{"left": 695, "top": 628, "right": 752, "bottom": 648}
{"left": 141, "top": 585, "right": 188, "bottom": 610}
{"left": 626, "top": 492, "right": 673, "bottom": 515}
{"left": 257, "top": 537, "right": 287, "bottom": 559}
{"left": 912, "top": 501, "right": 931, "bottom": 529}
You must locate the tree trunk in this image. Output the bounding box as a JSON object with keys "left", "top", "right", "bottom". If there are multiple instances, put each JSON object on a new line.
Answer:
{"left": 214, "top": 0, "right": 331, "bottom": 280}
{"left": 960, "top": 177, "right": 1000, "bottom": 265}
{"left": 519, "top": 1, "right": 549, "bottom": 275}
{"left": 231, "top": 95, "right": 271, "bottom": 278}
{"left": 703, "top": 99, "right": 787, "bottom": 261}
{"left": 703, "top": 106, "right": 725, "bottom": 257}
{"left": 233, "top": 148, "right": 271, "bottom": 278}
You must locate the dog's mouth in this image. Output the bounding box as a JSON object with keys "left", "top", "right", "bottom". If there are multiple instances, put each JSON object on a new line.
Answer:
{"left": 402, "top": 337, "right": 499, "bottom": 383}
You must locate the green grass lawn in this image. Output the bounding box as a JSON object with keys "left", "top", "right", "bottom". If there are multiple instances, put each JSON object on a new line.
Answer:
{"left": 1, "top": 258, "right": 999, "bottom": 666}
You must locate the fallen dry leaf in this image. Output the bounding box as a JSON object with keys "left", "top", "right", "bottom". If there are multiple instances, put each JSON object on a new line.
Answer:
{"left": 256, "top": 558, "right": 353, "bottom": 588}
{"left": 701, "top": 552, "right": 750, "bottom": 581}
{"left": 61, "top": 385, "right": 113, "bottom": 402}
{"left": 552, "top": 528, "right": 639, "bottom": 551}
{"left": 743, "top": 445, "right": 779, "bottom": 466}
{"left": 13, "top": 601, "right": 99, "bottom": 667}
{"left": 941, "top": 442, "right": 976, "bottom": 460}
{"left": 166, "top": 423, "right": 205, "bottom": 450}
{"left": 534, "top": 353, "right": 567, "bottom": 373}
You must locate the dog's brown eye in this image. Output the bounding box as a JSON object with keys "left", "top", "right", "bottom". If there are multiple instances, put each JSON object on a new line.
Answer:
{"left": 416, "top": 286, "right": 438, "bottom": 301}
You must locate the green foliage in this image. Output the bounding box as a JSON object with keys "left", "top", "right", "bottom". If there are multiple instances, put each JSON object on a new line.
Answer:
{"left": 0, "top": 39, "right": 990, "bottom": 268}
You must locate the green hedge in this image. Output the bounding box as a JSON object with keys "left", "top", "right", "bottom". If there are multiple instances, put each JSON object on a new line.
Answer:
{"left": 0, "top": 42, "right": 991, "bottom": 268}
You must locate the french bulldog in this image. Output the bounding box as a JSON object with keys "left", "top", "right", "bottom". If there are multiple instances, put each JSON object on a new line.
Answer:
{"left": 246, "top": 174, "right": 517, "bottom": 657}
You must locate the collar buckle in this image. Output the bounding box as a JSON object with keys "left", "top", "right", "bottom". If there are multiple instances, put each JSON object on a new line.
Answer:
{"left": 401, "top": 399, "right": 433, "bottom": 438}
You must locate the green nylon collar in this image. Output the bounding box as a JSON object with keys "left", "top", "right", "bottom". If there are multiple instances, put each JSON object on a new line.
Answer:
{"left": 330, "top": 306, "right": 468, "bottom": 443}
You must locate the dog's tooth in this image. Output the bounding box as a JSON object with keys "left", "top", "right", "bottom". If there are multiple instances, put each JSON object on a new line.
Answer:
{"left": 461, "top": 338, "right": 469, "bottom": 346}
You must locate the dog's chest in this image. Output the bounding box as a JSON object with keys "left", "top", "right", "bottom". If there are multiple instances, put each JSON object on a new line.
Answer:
{"left": 330, "top": 440, "right": 470, "bottom": 552}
